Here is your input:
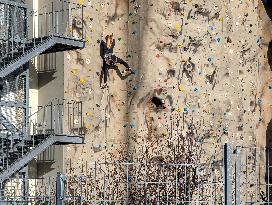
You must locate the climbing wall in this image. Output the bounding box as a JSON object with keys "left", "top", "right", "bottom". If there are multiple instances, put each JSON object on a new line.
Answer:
{"left": 62, "top": 0, "right": 272, "bottom": 171}
{"left": 63, "top": 0, "right": 130, "bottom": 169}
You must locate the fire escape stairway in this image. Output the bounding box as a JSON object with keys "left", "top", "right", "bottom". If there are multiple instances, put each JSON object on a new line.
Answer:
{"left": 0, "top": 99, "right": 85, "bottom": 181}
{"left": 0, "top": 36, "right": 85, "bottom": 179}
{"left": 0, "top": 0, "right": 86, "bottom": 183}
{"left": 0, "top": 35, "right": 85, "bottom": 78}
{"left": 0, "top": 135, "right": 83, "bottom": 182}
{"left": 0, "top": 114, "right": 18, "bottom": 133}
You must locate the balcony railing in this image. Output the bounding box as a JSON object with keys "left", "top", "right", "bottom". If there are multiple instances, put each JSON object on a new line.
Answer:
{"left": 0, "top": 0, "right": 86, "bottom": 62}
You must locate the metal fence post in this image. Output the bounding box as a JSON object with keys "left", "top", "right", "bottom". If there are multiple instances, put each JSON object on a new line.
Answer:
{"left": 224, "top": 143, "right": 232, "bottom": 205}
{"left": 56, "top": 172, "right": 65, "bottom": 205}
{"left": 235, "top": 146, "right": 241, "bottom": 205}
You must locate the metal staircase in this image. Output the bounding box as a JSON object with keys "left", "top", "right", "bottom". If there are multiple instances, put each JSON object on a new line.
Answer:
{"left": 0, "top": 98, "right": 85, "bottom": 182}
{"left": 0, "top": 135, "right": 83, "bottom": 182}
{"left": 0, "top": 0, "right": 86, "bottom": 181}
{"left": 0, "top": 36, "right": 84, "bottom": 78}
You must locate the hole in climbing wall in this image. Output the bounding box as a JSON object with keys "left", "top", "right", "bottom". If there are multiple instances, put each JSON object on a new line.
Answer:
{"left": 151, "top": 96, "right": 166, "bottom": 108}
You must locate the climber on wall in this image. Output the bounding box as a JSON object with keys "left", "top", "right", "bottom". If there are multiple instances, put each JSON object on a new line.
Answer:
{"left": 100, "top": 33, "right": 133, "bottom": 88}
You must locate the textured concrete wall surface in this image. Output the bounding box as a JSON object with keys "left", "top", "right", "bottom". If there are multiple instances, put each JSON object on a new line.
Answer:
{"left": 62, "top": 0, "right": 272, "bottom": 172}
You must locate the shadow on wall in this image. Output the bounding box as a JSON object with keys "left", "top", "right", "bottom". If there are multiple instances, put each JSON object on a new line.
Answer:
{"left": 263, "top": 0, "right": 272, "bottom": 196}
{"left": 38, "top": 71, "right": 56, "bottom": 89}
{"left": 266, "top": 120, "right": 272, "bottom": 147}
{"left": 264, "top": 0, "right": 272, "bottom": 146}
{"left": 268, "top": 42, "right": 272, "bottom": 71}
{"left": 262, "top": 0, "right": 272, "bottom": 19}
{"left": 37, "top": 162, "right": 55, "bottom": 177}
{"left": 29, "top": 61, "right": 38, "bottom": 90}
{"left": 106, "top": 0, "right": 128, "bottom": 24}
{"left": 266, "top": 120, "right": 272, "bottom": 203}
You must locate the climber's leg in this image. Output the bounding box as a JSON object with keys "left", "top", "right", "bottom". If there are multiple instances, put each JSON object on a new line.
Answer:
{"left": 115, "top": 56, "right": 130, "bottom": 69}
{"left": 102, "top": 62, "right": 110, "bottom": 84}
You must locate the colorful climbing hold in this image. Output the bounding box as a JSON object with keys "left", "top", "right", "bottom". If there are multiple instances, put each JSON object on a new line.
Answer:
{"left": 71, "top": 69, "right": 77, "bottom": 76}
{"left": 86, "top": 36, "right": 91, "bottom": 44}
{"left": 177, "top": 43, "right": 183, "bottom": 48}
{"left": 130, "top": 123, "right": 136, "bottom": 129}
{"left": 178, "top": 84, "right": 183, "bottom": 92}
{"left": 193, "top": 87, "right": 199, "bottom": 93}
{"left": 79, "top": 77, "right": 86, "bottom": 84}
{"left": 77, "top": 0, "right": 83, "bottom": 5}
{"left": 175, "top": 23, "right": 182, "bottom": 33}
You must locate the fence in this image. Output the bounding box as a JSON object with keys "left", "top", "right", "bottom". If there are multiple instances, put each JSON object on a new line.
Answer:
{"left": 0, "top": 143, "right": 270, "bottom": 204}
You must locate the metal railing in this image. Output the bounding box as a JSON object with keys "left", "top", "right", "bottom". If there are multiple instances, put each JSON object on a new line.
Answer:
{"left": 0, "top": 161, "right": 224, "bottom": 205}
{"left": 0, "top": 0, "right": 86, "bottom": 63}
{"left": 0, "top": 143, "right": 272, "bottom": 204}
{"left": 0, "top": 98, "right": 84, "bottom": 170}
{"left": 29, "top": 98, "right": 84, "bottom": 138}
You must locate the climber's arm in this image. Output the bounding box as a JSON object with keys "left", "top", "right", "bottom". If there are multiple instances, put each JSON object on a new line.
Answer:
{"left": 112, "top": 39, "right": 115, "bottom": 49}
{"left": 100, "top": 40, "right": 106, "bottom": 57}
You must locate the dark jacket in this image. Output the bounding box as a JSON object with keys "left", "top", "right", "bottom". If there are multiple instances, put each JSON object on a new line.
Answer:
{"left": 100, "top": 39, "right": 115, "bottom": 57}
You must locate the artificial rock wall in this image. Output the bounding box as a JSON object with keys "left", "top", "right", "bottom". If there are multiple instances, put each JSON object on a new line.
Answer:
{"left": 62, "top": 0, "right": 272, "bottom": 171}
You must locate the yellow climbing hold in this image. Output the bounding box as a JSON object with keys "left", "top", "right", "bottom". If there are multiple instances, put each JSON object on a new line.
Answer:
{"left": 86, "top": 36, "right": 91, "bottom": 44}
{"left": 67, "top": 27, "right": 72, "bottom": 33}
{"left": 176, "top": 107, "right": 181, "bottom": 113}
{"left": 162, "top": 132, "right": 167, "bottom": 137}
{"left": 84, "top": 13, "right": 89, "bottom": 19}
{"left": 175, "top": 23, "right": 182, "bottom": 33}
{"left": 178, "top": 43, "right": 183, "bottom": 48}
{"left": 77, "top": 0, "right": 83, "bottom": 5}
{"left": 218, "top": 17, "right": 223, "bottom": 22}
{"left": 71, "top": 69, "right": 77, "bottom": 75}
{"left": 178, "top": 85, "right": 183, "bottom": 92}
{"left": 86, "top": 112, "right": 91, "bottom": 116}
{"left": 79, "top": 77, "right": 86, "bottom": 84}
{"left": 85, "top": 124, "right": 91, "bottom": 129}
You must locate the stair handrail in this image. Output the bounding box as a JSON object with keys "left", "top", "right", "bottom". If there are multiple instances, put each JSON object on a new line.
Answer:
{"left": 28, "top": 98, "right": 85, "bottom": 137}
{"left": 0, "top": 136, "right": 57, "bottom": 181}
{"left": 0, "top": 0, "right": 86, "bottom": 60}
{"left": 0, "top": 36, "right": 54, "bottom": 74}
